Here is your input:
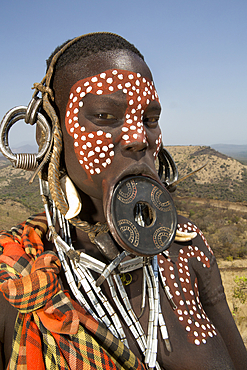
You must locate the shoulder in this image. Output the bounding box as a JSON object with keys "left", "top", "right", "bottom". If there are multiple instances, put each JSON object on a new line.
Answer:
{"left": 167, "top": 214, "right": 219, "bottom": 297}
{"left": 177, "top": 214, "right": 212, "bottom": 249}
{"left": 169, "top": 214, "right": 225, "bottom": 304}
{"left": 168, "top": 214, "right": 214, "bottom": 263}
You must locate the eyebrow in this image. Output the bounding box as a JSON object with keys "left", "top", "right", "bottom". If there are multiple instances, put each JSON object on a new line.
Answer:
{"left": 90, "top": 91, "right": 128, "bottom": 108}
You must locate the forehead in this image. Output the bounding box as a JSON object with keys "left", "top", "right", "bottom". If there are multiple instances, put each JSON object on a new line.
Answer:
{"left": 54, "top": 50, "right": 153, "bottom": 109}
{"left": 77, "top": 49, "right": 151, "bottom": 80}
{"left": 67, "top": 69, "right": 158, "bottom": 104}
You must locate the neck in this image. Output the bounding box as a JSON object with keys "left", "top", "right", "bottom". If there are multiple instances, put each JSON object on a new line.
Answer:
{"left": 78, "top": 191, "right": 106, "bottom": 224}
{"left": 72, "top": 191, "right": 108, "bottom": 261}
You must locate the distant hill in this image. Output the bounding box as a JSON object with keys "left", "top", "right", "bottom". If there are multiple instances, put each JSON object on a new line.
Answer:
{"left": 13, "top": 144, "right": 38, "bottom": 153}
{"left": 165, "top": 145, "right": 247, "bottom": 263}
{"left": 165, "top": 145, "right": 247, "bottom": 202}
{"left": 211, "top": 144, "right": 247, "bottom": 163}
{"left": 0, "top": 144, "right": 38, "bottom": 156}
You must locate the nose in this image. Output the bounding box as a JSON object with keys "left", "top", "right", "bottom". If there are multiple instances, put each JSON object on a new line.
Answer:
{"left": 122, "top": 140, "right": 148, "bottom": 152}
{"left": 121, "top": 122, "right": 148, "bottom": 152}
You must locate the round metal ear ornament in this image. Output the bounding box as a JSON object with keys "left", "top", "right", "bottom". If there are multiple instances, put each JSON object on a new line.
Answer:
{"left": 109, "top": 176, "right": 177, "bottom": 256}
{"left": 0, "top": 101, "right": 51, "bottom": 170}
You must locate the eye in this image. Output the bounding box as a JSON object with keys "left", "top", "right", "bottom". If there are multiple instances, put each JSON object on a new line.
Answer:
{"left": 95, "top": 113, "right": 116, "bottom": 120}
{"left": 143, "top": 116, "right": 160, "bottom": 128}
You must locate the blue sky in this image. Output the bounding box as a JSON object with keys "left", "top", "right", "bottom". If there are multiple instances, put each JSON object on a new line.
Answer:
{"left": 0, "top": 0, "right": 246, "bottom": 148}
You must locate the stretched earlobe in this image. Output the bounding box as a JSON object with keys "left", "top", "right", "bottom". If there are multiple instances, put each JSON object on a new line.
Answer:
{"left": 60, "top": 175, "right": 82, "bottom": 220}
{"left": 158, "top": 145, "right": 178, "bottom": 191}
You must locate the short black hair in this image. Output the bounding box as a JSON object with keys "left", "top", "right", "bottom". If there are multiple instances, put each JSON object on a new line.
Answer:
{"left": 46, "top": 32, "right": 144, "bottom": 72}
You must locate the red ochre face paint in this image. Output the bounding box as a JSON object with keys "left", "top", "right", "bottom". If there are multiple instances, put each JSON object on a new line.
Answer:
{"left": 65, "top": 69, "right": 162, "bottom": 176}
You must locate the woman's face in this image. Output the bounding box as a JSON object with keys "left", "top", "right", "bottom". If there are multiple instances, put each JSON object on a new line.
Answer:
{"left": 55, "top": 49, "right": 162, "bottom": 203}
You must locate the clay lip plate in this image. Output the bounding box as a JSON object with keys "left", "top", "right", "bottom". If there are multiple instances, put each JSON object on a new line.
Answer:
{"left": 109, "top": 175, "right": 177, "bottom": 256}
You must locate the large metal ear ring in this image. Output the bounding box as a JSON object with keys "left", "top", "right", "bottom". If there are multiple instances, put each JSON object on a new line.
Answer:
{"left": 158, "top": 146, "right": 178, "bottom": 192}
{"left": 60, "top": 175, "right": 82, "bottom": 220}
{"left": 0, "top": 97, "right": 51, "bottom": 170}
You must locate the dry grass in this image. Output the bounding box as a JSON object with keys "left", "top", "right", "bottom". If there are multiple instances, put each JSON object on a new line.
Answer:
{"left": 0, "top": 199, "right": 31, "bottom": 231}
{"left": 218, "top": 259, "right": 247, "bottom": 347}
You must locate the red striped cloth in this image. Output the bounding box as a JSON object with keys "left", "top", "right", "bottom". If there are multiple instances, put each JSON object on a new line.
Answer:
{"left": 0, "top": 213, "right": 145, "bottom": 370}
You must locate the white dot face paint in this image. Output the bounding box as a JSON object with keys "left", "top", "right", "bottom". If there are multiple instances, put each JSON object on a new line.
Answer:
{"left": 65, "top": 69, "right": 160, "bottom": 177}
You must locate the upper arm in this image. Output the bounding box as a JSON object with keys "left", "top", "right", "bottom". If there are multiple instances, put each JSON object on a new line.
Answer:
{"left": 192, "top": 233, "right": 247, "bottom": 370}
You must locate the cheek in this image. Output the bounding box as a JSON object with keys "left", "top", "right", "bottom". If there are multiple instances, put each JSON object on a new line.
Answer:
{"left": 72, "top": 126, "right": 115, "bottom": 176}
{"left": 65, "top": 87, "right": 116, "bottom": 178}
{"left": 153, "top": 132, "right": 162, "bottom": 159}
